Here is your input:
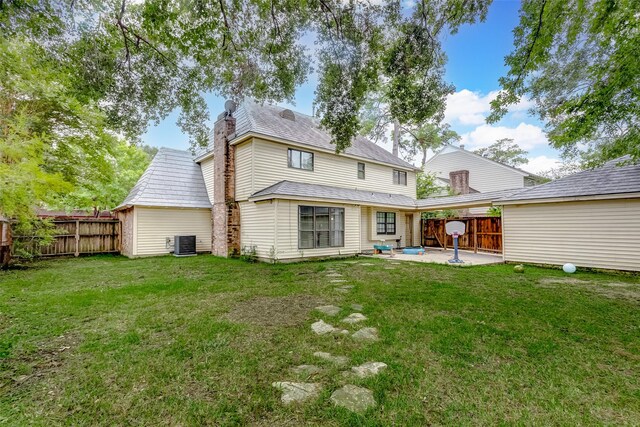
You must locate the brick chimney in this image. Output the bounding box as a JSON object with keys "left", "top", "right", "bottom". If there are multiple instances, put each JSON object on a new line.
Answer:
{"left": 449, "top": 170, "right": 470, "bottom": 195}
{"left": 212, "top": 111, "right": 240, "bottom": 257}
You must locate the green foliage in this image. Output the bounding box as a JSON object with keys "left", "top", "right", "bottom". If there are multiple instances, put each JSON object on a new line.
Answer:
{"left": 489, "top": 0, "right": 640, "bottom": 164}
{"left": 474, "top": 138, "right": 529, "bottom": 167}
{"left": 61, "top": 142, "right": 154, "bottom": 213}
{"left": 403, "top": 122, "right": 460, "bottom": 167}
{"left": 416, "top": 171, "right": 446, "bottom": 199}
{"left": 486, "top": 206, "right": 502, "bottom": 217}
{"left": 240, "top": 245, "right": 258, "bottom": 263}
{"left": 0, "top": 38, "right": 117, "bottom": 252}
{"left": 1, "top": 0, "right": 491, "bottom": 153}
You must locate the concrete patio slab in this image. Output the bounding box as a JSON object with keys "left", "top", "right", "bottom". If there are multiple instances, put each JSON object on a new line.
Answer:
{"left": 366, "top": 249, "right": 503, "bottom": 266}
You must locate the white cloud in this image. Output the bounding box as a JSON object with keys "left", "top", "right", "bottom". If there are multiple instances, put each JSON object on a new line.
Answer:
{"left": 459, "top": 122, "right": 549, "bottom": 151}
{"left": 521, "top": 155, "right": 562, "bottom": 174}
{"left": 444, "top": 89, "right": 534, "bottom": 126}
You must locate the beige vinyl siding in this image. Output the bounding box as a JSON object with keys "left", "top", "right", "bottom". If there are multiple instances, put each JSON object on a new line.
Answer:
{"left": 200, "top": 157, "right": 215, "bottom": 203}
{"left": 236, "top": 137, "right": 416, "bottom": 200}
{"left": 235, "top": 141, "right": 253, "bottom": 201}
{"left": 274, "top": 200, "right": 360, "bottom": 260}
{"left": 134, "top": 207, "right": 212, "bottom": 256}
{"left": 426, "top": 150, "right": 525, "bottom": 193}
{"left": 239, "top": 201, "right": 275, "bottom": 259}
{"left": 503, "top": 198, "right": 640, "bottom": 271}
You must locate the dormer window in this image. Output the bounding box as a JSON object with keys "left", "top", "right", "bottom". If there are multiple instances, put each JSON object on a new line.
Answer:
{"left": 393, "top": 169, "right": 407, "bottom": 185}
{"left": 288, "top": 148, "right": 314, "bottom": 171}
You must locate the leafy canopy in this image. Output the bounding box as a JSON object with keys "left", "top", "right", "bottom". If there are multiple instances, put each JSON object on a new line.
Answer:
{"left": 474, "top": 138, "right": 528, "bottom": 167}
{"left": 488, "top": 0, "right": 640, "bottom": 164}
{"left": 1, "top": 0, "right": 490, "bottom": 152}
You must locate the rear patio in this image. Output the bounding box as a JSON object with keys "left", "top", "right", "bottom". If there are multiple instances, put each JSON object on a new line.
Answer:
{"left": 368, "top": 248, "right": 504, "bottom": 266}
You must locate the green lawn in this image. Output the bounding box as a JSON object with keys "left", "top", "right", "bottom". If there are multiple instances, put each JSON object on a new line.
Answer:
{"left": 1, "top": 255, "right": 639, "bottom": 425}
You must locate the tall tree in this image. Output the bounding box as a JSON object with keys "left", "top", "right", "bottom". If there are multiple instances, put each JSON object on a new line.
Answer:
{"left": 1, "top": 0, "right": 489, "bottom": 152}
{"left": 474, "top": 138, "right": 529, "bottom": 167}
{"left": 0, "top": 38, "right": 116, "bottom": 252}
{"left": 488, "top": 0, "right": 640, "bottom": 165}
{"left": 403, "top": 122, "right": 460, "bottom": 167}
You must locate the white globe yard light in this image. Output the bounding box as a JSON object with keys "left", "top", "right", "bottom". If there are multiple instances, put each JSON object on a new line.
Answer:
{"left": 563, "top": 263, "right": 577, "bottom": 274}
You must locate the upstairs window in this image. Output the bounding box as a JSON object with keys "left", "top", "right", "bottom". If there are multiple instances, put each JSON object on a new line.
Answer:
{"left": 288, "top": 148, "right": 314, "bottom": 171}
{"left": 393, "top": 169, "right": 407, "bottom": 185}
{"left": 357, "top": 162, "right": 365, "bottom": 179}
{"left": 376, "top": 212, "right": 396, "bottom": 235}
{"left": 299, "top": 206, "right": 345, "bottom": 249}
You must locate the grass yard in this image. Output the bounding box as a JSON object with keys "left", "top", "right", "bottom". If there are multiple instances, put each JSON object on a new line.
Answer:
{"left": 1, "top": 255, "right": 639, "bottom": 425}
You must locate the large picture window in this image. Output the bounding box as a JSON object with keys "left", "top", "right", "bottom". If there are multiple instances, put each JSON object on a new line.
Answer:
{"left": 376, "top": 212, "right": 396, "bottom": 235}
{"left": 299, "top": 206, "right": 345, "bottom": 249}
{"left": 393, "top": 169, "right": 407, "bottom": 185}
{"left": 288, "top": 148, "right": 314, "bottom": 171}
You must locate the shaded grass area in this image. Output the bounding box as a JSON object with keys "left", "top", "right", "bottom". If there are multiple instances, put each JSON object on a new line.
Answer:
{"left": 0, "top": 255, "right": 639, "bottom": 425}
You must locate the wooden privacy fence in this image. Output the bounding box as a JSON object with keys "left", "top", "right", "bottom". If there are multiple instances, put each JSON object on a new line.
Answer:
{"left": 14, "top": 219, "right": 120, "bottom": 257}
{"left": 421, "top": 217, "right": 502, "bottom": 254}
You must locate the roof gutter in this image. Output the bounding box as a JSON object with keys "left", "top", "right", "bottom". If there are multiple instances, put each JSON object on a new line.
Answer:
{"left": 248, "top": 193, "right": 417, "bottom": 210}
{"left": 495, "top": 192, "right": 640, "bottom": 206}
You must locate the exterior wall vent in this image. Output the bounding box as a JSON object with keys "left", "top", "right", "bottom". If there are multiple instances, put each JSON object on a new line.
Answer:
{"left": 174, "top": 235, "right": 196, "bottom": 256}
{"left": 280, "top": 109, "right": 296, "bottom": 121}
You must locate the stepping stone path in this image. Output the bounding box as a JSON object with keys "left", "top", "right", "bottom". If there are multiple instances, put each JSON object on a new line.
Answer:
{"left": 290, "top": 365, "right": 323, "bottom": 375}
{"left": 341, "top": 313, "right": 367, "bottom": 324}
{"left": 343, "top": 261, "right": 359, "bottom": 264}
{"left": 330, "top": 279, "right": 347, "bottom": 283}
{"left": 330, "top": 385, "right": 376, "bottom": 413}
{"left": 351, "top": 362, "right": 387, "bottom": 378}
{"left": 359, "top": 263, "right": 375, "bottom": 266}
{"left": 352, "top": 327, "right": 379, "bottom": 342}
{"left": 315, "top": 305, "right": 341, "bottom": 316}
{"left": 311, "top": 320, "right": 348, "bottom": 335}
{"left": 275, "top": 303, "right": 383, "bottom": 413}
{"left": 314, "top": 351, "right": 349, "bottom": 367}
{"left": 336, "top": 285, "right": 354, "bottom": 293}
{"left": 272, "top": 382, "right": 322, "bottom": 404}
{"left": 326, "top": 272, "right": 343, "bottom": 277}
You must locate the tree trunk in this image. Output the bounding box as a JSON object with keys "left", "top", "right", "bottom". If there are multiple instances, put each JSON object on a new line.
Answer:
{"left": 392, "top": 120, "right": 400, "bottom": 157}
{"left": 421, "top": 146, "right": 428, "bottom": 169}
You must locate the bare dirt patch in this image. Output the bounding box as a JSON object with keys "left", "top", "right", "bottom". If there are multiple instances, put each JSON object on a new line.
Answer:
{"left": 538, "top": 277, "right": 640, "bottom": 302}
{"left": 224, "top": 295, "right": 326, "bottom": 327}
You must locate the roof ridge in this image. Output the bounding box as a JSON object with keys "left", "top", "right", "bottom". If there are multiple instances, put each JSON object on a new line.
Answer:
{"left": 430, "top": 144, "right": 537, "bottom": 177}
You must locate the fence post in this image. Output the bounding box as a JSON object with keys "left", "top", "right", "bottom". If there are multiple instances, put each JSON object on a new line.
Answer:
{"left": 74, "top": 220, "right": 80, "bottom": 257}
{"left": 473, "top": 218, "right": 478, "bottom": 253}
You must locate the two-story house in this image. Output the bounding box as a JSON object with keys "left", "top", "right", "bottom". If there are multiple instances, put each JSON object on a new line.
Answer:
{"left": 424, "top": 144, "right": 544, "bottom": 215}
{"left": 115, "top": 102, "right": 422, "bottom": 261}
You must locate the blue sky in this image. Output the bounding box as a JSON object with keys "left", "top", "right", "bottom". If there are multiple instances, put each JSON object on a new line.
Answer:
{"left": 142, "top": 0, "right": 560, "bottom": 173}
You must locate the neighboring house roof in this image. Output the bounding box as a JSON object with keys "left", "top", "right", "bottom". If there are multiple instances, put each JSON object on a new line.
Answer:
{"left": 416, "top": 189, "right": 523, "bottom": 210}
{"left": 426, "top": 144, "right": 540, "bottom": 178}
{"left": 497, "top": 156, "right": 640, "bottom": 204}
{"left": 250, "top": 180, "right": 417, "bottom": 208}
{"left": 435, "top": 177, "right": 480, "bottom": 193}
{"left": 115, "top": 148, "right": 211, "bottom": 210}
{"left": 226, "top": 102, "right": 418, "bottom": 171}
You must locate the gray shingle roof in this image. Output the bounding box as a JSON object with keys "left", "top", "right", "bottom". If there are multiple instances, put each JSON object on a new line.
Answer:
{"left": 497, "top": 157, "right": 640, "bottom": 203}
{"left": 415, "top": 189, "right": 523, "bottom": 209}
{"left": 250, "top": 180, "right": 417, "bottom": 207}
{"left": 230, "top": 102, "right": 418, "bottom": 170}
{"left": 115, "top": 148, "right": 211, "bottom": 210}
